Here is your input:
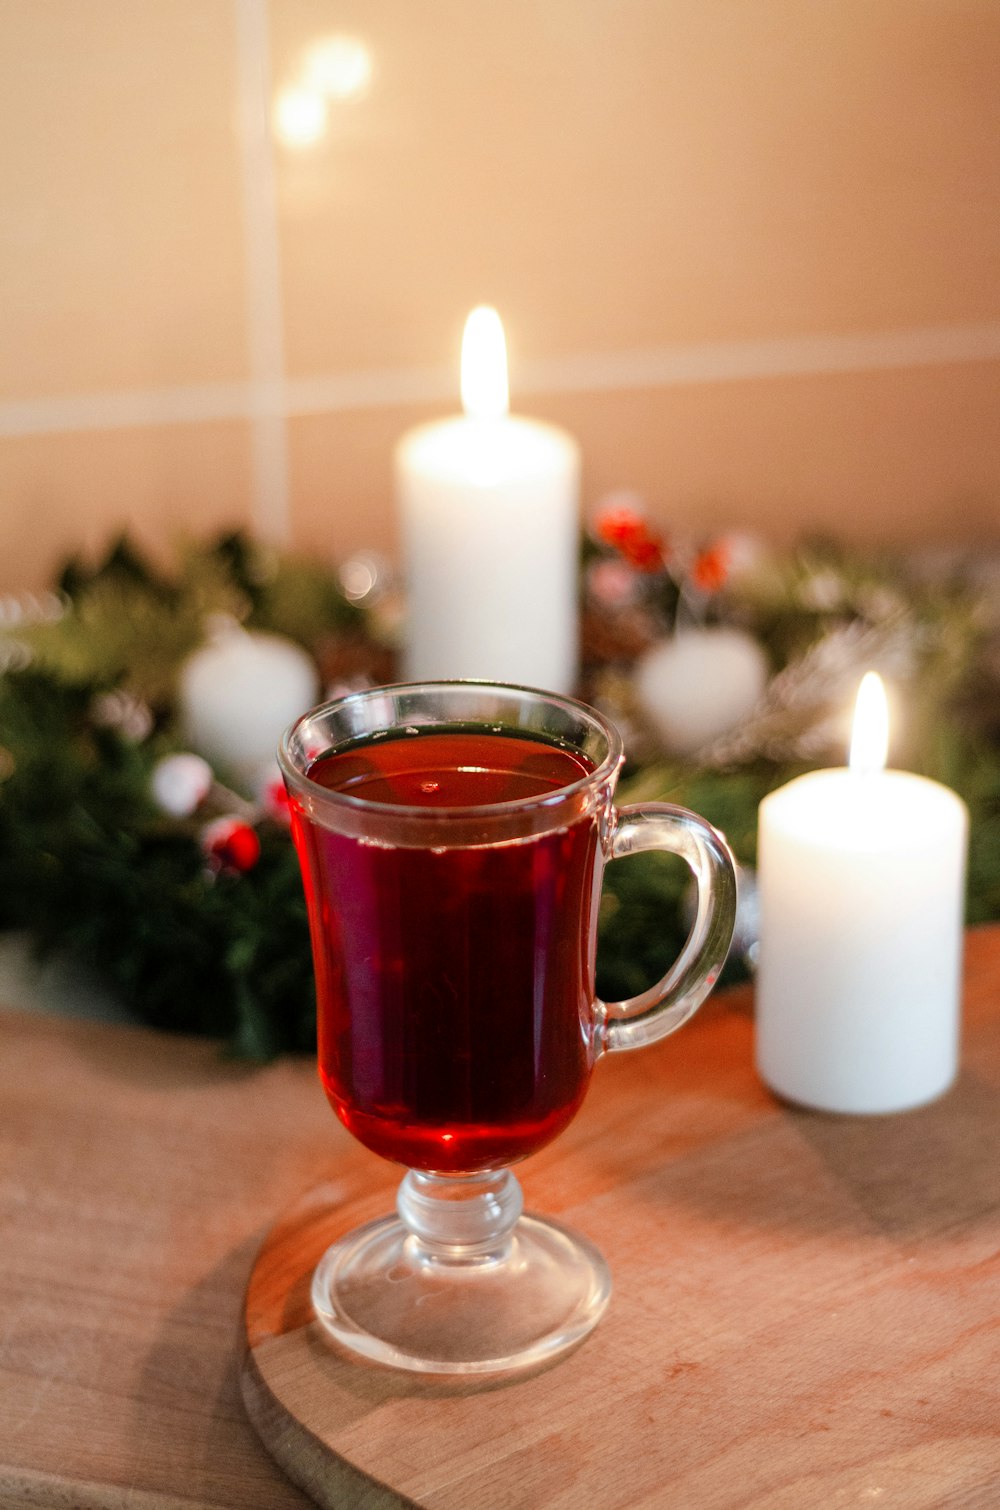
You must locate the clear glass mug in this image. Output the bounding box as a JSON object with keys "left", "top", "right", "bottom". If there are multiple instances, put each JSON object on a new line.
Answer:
{"left": 280, "top": 681, "right": 737, "bottom": 1375}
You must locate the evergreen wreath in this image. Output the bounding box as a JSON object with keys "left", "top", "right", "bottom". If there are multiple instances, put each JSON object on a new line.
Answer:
{"left": 1, "top": 524, "right": 997, "bottom": 1057}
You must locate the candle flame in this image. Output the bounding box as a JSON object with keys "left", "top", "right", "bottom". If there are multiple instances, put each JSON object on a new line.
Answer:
{"left": 460, "top": 306, "right": 509, "bottom": 419}
{"left": 849, "top": 671, "right": 889, "bottom": 775}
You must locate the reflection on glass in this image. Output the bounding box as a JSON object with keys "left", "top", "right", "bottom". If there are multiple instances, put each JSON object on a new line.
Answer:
{"left": 304, "top": 35, "right": 373, "bottom": 101}
{"left": 339, "top": 551, "right": 386, "bottom": 603}
{"left": 273, "top": 85, "right": 328, "bottom": 148}
{"left": 273, "top": 33, "right": 374, "bottom": 150}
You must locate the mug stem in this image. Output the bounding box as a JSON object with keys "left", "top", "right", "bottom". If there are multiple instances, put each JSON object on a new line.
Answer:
{"left": 396, "top": 1169, "right": 523, "bottom": 1264}
{"left": 311, "top": 1167, "right": 610, "bottom": 1373}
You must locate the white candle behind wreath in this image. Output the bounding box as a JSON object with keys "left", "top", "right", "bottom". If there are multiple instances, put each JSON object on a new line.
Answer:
{"left": 397, "top": 307, "right": 580, "bottom": 694}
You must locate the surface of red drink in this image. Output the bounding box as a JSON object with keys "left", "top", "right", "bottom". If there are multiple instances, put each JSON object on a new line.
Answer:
{"left": 294, "top": 729, "right": 602, "bottom": 1173}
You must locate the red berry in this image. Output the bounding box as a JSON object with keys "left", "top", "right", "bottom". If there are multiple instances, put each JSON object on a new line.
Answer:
{"left": 595, "top": 505, "right": 668, "bottom": 573}
{"left": 201, "top": 817, "right": 261, "bottom": 873}
{"left": 691, "top": 542, "right": 731, "bottom": 594}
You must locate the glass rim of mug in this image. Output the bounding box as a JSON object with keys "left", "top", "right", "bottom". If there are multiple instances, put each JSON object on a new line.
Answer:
{"left": 278, "top": 678, "right": 624, "bottom": 823}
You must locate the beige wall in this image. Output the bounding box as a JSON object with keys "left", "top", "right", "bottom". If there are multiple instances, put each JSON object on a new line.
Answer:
{"left": 2, "top": 0, "right": 998, "bottom": 589}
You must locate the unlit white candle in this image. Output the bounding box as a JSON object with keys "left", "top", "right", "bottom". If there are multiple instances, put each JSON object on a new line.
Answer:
{"left": 179, "top": 623, "right": 319, "bottom": 786}
{"left": 755, "top": 678, "right": 968, "bottom": 1114}
{"left": 397, "top": 308, "right": 580, "bottom": 693}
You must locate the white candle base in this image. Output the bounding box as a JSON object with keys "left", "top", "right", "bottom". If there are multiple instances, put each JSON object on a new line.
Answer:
{"left": 755, "top": 768, "right": 968, "bottom": 1115}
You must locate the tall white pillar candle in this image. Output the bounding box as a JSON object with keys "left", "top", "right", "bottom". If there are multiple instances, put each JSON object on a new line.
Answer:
{"left": 755, "top": 674, "right": 968, "bottom": 1114}
{"left": 397, "top": 307, "right": 580, "bottom": 693}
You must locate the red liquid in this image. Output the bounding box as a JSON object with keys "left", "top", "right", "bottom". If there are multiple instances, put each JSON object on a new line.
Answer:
{"left": 291, "top": 730, "right": 602, "bottom": 1173}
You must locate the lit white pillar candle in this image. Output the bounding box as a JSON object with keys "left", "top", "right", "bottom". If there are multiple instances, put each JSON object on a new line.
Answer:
{"left": 755, "top": 673, "right": 968, "bottom": 1114}
{"left": 397, "top": 307, "right": 580, "bottom": 692}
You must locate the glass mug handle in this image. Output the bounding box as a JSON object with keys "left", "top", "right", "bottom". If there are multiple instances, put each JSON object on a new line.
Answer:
{"left": 594, "top": 803, "right": 739, "bottom": 1055}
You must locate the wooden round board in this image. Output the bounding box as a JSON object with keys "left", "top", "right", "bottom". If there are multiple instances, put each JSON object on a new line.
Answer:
{"left": 241, "top": 942, "right": 1000, "bottom": 1510}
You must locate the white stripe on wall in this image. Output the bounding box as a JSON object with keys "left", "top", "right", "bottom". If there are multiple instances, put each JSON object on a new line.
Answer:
{"left": 1, "top": 321, "right": 998, "bottom": 441}
{"left": 233, "top": 0, "right": 290, "bottom": 544}
{"left": 515, "top": 321, "right": 1000, "bottom": 394}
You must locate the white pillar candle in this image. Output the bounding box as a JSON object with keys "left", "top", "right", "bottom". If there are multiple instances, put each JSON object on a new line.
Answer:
{"left": 755, "top": 673, "right": 968, "bottom": 1114}
{"left": 397, "top": 307, "right": 580, "bottom": 693}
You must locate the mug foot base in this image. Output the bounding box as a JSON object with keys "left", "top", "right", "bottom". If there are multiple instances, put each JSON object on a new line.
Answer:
{"left": 311, "top": 1209, "right": 611, "bottom": 1376}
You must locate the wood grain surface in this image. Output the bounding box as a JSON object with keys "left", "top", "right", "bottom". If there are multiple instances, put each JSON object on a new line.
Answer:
{"left": 242, "top": 928, "right": 1000, "bottom": 1510}
{"left": 1, "top": 928, "right": 998, "bottom": 1508}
